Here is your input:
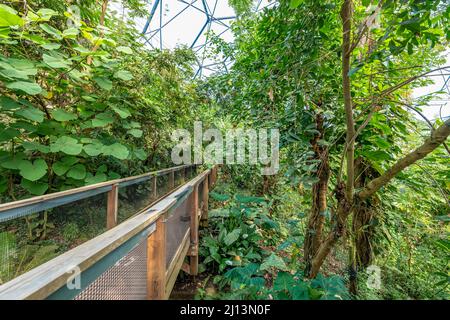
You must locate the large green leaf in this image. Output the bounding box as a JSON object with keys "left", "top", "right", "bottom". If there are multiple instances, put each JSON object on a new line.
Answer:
{"left": 0, "top": 96, "right": 20, "bottom": 110}
{"left": 66, "top": 163, "right": 86, "bottom": 180}
{"left": 0, "top": 5, "right": 24, "bottom": 27}
{"left": 62, "top": 27, "right": 79, "bottom": 38}
{"left": 14, "top": 106, "right": 45, "bottom": 123}
{"left": 6, "top": 81, "right": 42, "bottom": 95}
{"left": 7, "top": 59, "right": 37, "bottom": 76}
{"left": 17, "top": 159, "right": 48, "bottom": 181}
{"left": 84, "top": 141, "right": 104, "bottom": 156}
{"left": 128, "top": 129, "right": 143, "bottom": 138}
{"left": 22, "top": 141, "right": 50, "bottom": 153}
{"left": 0, "top": 62, "right": 31, "bottom": 80}
{"left": 102, "top": 143, "right": 129, "bottom": 160}
{"left": 260, "top": 253, "right": 288, "bottom": 271}
{"left": 273, "top": 272, "right": 295, "bottom": 291}
{"left": 39, "top": 23, "right": 62, "bottom": 39}
{"left": 85, "top": 172, "right": 107, "bottom": 185}
{"left": 0, "top": 154, "right": 25, "bottom": 169}
{"left": 21, "top": 178, "right": 48, "bottom": 195}
{"left": 0, "top": 127, "right": 20, "bottom": 141}
{"left": 235, "top": 194, "right": 265, "bottom": 203}
{"left": 289, "top": 0, "right": 304, "bottom": 9}
{"left": 363, "top": 150, "right": 392, "bottom": 161}
{"left": 133, "top": 148, "right": 147, "bottom": 160}
{"left": 114, "top": 70, "right": 134, "bottom": 81}
{"left": 290, "top": 283, "right": 310, "bottom": 300}
{"left": 43, "top": 54, "right": 71, "bottom": 69}
{"left": 92, "top": 112, "right": 114, "bottom": 127}
{"left": 224, "top": 228, "right": 241, "bottom": 246}
{"left": 41, "top": 43, "right": 61, "bottom": 50}
{"left": 50, "top": 136, "right": 83, "bottom": 155}
{"left": 94, "top": 77, "right": 113, "bottom": 91}
{"left": 36, "top": 8, "right": 58, "bottom": 21}
{"left": 0, "top": 58, "right": 37, "bottom": 80}
{"left": 117, "top": 46, "right": 133, "bottom": 54}
{"left": 51, "top": 109, "right": 77, "bottom": 121}
{"left": 210, "top": 192, "right": 230, "bottom": 202}
{"left": 52, "top": 156, "right": 79, "bottom": 176}
{"left": 111, "top": 106, "right": 131, "bottom": 119}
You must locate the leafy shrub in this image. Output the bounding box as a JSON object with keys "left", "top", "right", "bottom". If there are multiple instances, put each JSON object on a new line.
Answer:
{"left": 62, "top": 222, "right": 79, "bottom": 243}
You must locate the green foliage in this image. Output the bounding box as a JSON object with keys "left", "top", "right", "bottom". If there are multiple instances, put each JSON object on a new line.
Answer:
{"left": 199, "top": 192, "right": 268, "bottom": 275}
{"left": 62, "top": 222, "right": 79, "bottom": 243}
{"left": 198, "top": 185, "right": 349, "bottom": 300}
{"left": 0, "top": 2, "right": 207, "bottom": 199}
{"left": 202, "top": 0, "right": 449, "bottom": 301}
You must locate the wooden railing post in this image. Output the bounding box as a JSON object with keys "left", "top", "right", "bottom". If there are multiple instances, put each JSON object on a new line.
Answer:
{"left": 189, "top": 185, "right": 199, "bottom": 275}
{"left": 106, "top": 184, "right": 118, "bottom": 229}
{"left": 152, "top": 175, "right": 157, "bottom": 200}
{"left": 147, "top": 213, "right": 166, "bottom": 300}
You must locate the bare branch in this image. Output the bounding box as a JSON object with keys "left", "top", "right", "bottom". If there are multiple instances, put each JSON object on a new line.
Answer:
{"left": 378, "top": 66, "right": 450, "bottom": 99}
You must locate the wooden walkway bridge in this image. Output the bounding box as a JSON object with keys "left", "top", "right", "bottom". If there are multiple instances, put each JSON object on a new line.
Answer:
{"left": 0, "top": 165, "right": 219, "bottom": 300}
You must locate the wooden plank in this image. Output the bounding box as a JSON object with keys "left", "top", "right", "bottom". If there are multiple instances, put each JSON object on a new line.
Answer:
{"left": 164, "top": 229, "right": 190, "bottom": 299}
{"left": 106, "top": 184, "right": 119, "bottom": 229}
{"left": 147, "top": 214, "right": 166, "bottom": 300}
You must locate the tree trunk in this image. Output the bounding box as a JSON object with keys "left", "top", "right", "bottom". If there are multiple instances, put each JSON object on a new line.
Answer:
{"left": 310, "top": 120, "right": 450, "bottom": 278}
{"left": 309, "top": 185, "right": 352, "bottom": 278}
{"left": 304, "top": 113, "right": 330, "bottom": 275}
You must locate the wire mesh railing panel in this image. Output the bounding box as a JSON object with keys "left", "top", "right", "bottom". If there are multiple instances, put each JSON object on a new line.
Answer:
{"left": 74, "top": 237, "right": 148, "bottom": 300}
{"left": 165, "top": 193, "right": 191, "bottom": 268}
{"left": 0, "top": 192, "right": 107, "bottom": 285}
{"left": 117, "top": 180, "right": 153, "bottom": 224}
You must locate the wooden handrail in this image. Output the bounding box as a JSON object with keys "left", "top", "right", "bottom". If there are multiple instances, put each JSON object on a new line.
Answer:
{"left": 0, "top": 164, "right": 194, "bottom": 221}
{"left": 0, "top": 167, "right": 212, "bottom": 300}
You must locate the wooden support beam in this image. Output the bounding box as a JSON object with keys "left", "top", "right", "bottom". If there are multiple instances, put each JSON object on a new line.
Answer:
{"left": 106, "top": 184, "right": 118, "bottom": 230}
{"left": 189, "top": 185, "right": 199, "bottom": 276}
{"left": 165, "top": 229, "right": 190, "bottom": 299}
{"left": 147, "top": 214, "right": 166, "bottom": 300}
